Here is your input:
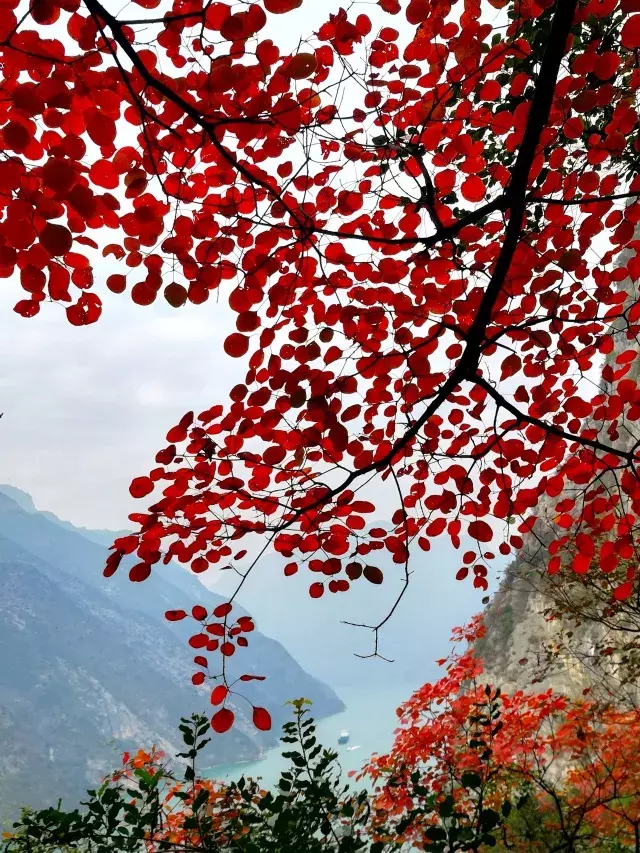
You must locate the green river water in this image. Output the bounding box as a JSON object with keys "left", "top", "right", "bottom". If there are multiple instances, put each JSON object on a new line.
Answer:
{"left": 206, "top": 681, "right": 419, "bottom": 789}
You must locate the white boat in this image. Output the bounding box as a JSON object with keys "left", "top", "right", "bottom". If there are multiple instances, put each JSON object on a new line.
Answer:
{"left": 337, "top": 729, "right": 349, "bottom": 745}
{"left": 347, "top": 745, "right": 361, "bottom": 752}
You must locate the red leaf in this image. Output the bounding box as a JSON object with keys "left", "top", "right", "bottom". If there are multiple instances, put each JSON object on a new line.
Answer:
{"left": 114, "top": 535, "right": 138, "bottom": 554}
{"left": 460, "top": 176, "right": 486, "bottom": 203}
{"left": 614, "top": 580, "right": 634, "bottom": 601}
{"left": 211, "top": 707, "right": 234, "bottom": 733}
{"left": 164, "top": 282, "right": 188, "bottom": 308}
{"left": 166, "top": 411, "right": 193, "bottom": 443}
{"left": 192, "top": 605, "right": 208, "bottom": 621}
{"left": 14, "top": 300, "right": 41, "bottom": 318}
{"left": 66, "top": 293, "right": 102, "bottom": 327}
{"left": 213, "top": 602, "right": 232, "bottom": 618}
{"left": 192, "top": 557, "right": 208, "bottom": 574}
{"left": 224, "top": 333, "right": 249, "bottom": 358}
{"left": 131, "top": 283, "right": 156, "bottom": 306}
{"left": 264, "top": 0, "right": 301, "bottom": 11}
{"left": 3, "top": 122, "right": 30, "bottom": 151}
{"left": 252, "top": 706, "right": 272, "bottom": 731}
{"left": 104, "top": 551, "right": 123, "bottom": 578}
{"left": 129, "top": 563, "right": 151, "bottom": 582}
{"left": 467, "top": 520, "right": 493, "bottom": 543}
{"left": 107, "top": 274, "right": 127, "bottom": 294}
{"left": 309, "top": 582, "right": 324, "bottom": 599}
{"left": 39, "top": 224, "right": 73, "bottom": 256}
{"left": 500, "top": 353, "right": 521, "bottom": 381}
{"left": 155, "top": 445, "right": 176, "bottom": 465}
{"left": 165, "top": 609, "right": 187, "bottom": 621}
{"left": 406, "top": 0, "right": 428, "bottom": 24}
{"left": 86, "top": 110, "right": 116, "bottom": 146}
{"left": 239, "top": 674, "right": 266, "bottom": 681}
{"left": 621, "top": 14, "right": 640, "bottom": 49}
{"left": 210, "top": 684, "right": 228, "bottom": 705}
{"left": 363, "top": 565, "right": 383, "bottom": 584}
{"left": 286, "top": 53, "right": 317, "bottom": 80}
{"left": 572, "top": 554, "right": 591, "bottom": 575}
{"left": 129, "top": 476, "right": 154, "bottom": 498}
{"left": 557, "top": 249, "right": 581, "bottom": 272}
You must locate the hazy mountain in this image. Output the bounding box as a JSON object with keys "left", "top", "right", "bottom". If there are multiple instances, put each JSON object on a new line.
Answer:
{"left": 0, "top": 487, "right": 343, "bottom": 822}
{"left": 213, "top": 529, "right": 502, "bottom": 689}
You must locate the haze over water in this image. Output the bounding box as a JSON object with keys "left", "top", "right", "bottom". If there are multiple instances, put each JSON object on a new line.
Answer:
{"left": 207, "top": 681, "right": 417, "bottom": 790}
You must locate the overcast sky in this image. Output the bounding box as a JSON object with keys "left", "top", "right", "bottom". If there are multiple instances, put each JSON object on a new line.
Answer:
{"left": 0, "top": 287, "right": 248, "bottom": 528}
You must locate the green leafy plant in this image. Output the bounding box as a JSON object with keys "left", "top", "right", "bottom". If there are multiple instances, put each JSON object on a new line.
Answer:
{"left": 2, "top": 703, "right": 385, "bottom": 853}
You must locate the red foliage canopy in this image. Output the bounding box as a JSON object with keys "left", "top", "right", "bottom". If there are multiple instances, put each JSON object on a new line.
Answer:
{"left": 4, "top": 0, "right": 640, "bottom": 729}
{"left": 365, "top": 618, "right": 640, "bottom": 850}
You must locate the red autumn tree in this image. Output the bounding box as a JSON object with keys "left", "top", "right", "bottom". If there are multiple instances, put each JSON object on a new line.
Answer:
{"left": 364, "top": 618, "right": 640, "bottom": 851}
{"left": 5, "top": 0, "right": 640, "bottom": 729}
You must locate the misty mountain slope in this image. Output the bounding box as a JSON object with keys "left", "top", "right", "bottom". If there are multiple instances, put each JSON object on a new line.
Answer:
{"left": 0, "top": 484, "right": 132, "bottom": 550}
{"left": 214, "top": 531, "right": 501, "bottom": 688}
{"left": 0, "top": 487, "right": 344, "bottom": 711}
{"left": 0, "top": 488, "right": 172, "bottom": 623}
{"left": 0, "top": 532, "right": 223, "bottom": 821}
{"left": 0, "top": 489, "right": 343, "bottom": 822}
{"left": 0, "top": 487, "right": 250, "bottom": 628}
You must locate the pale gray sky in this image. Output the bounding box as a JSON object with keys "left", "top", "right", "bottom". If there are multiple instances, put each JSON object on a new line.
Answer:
{"left": 0, "top": 287, "right": 245, "bottom": 527}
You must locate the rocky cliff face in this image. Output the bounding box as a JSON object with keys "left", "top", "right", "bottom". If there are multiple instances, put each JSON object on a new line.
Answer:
{"left": 479, "top": 542, "right": 640, "bottom": 718}
{"left": 478, "top": 550, "right": 605, "bottom": 698}
{"left": 0, "top": 487, "right": 344, "bottom": 823}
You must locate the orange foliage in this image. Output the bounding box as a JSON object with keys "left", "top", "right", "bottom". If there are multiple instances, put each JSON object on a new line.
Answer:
{"left": 364, "top": 618, "right": 640, "bottom": 849}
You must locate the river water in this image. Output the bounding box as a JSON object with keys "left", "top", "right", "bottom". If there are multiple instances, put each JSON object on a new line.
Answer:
{"left": 206, "top": 681, "right": 420, "bottom": 790}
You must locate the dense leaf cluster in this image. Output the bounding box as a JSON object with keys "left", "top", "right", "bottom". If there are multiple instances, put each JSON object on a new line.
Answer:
{"left": 5, "top": 0, "right": 640, "bottom": 734}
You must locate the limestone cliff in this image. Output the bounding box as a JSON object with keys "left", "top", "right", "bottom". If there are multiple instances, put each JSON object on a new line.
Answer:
{"left": 478, "top": 549, "right": 606, "bottom": 698}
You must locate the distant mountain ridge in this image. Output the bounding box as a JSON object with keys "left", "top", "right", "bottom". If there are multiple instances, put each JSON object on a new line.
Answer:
{"left": 0, "top": 486, "right": 343, "bottom": 823}
{"left": 0, "top": 483, "right": 131, "bottom": 546}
